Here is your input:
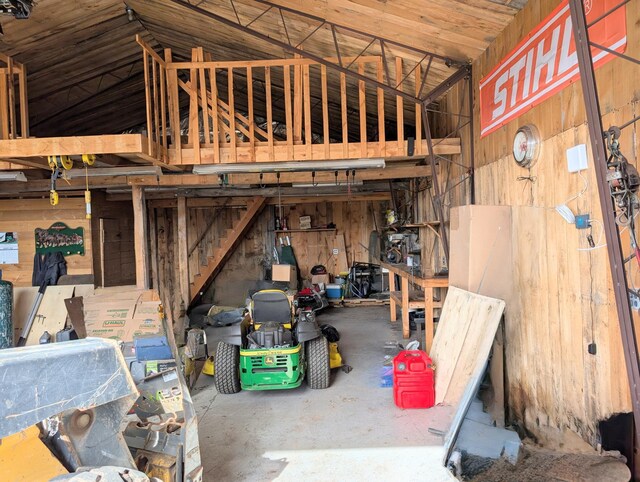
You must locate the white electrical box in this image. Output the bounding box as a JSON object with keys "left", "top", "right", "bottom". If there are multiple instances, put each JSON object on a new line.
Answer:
{"left": 567, "top": 144, "right": 588, "bottom": 172}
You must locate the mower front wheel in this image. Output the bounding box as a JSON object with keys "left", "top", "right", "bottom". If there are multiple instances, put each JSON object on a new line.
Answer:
{"left": 306, "top": 336, "right": 330, "bottom": 389}
{"left": 214, "top": 342, "right": 241, "bottom": 394}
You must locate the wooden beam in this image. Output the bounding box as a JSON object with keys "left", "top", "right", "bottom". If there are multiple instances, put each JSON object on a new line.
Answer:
{"left": 177, "top": 196, "right": 190, "bottom": 307}
{"left": 149, "top": 207, "right": 160, "bottom": 291}
{"left": 168, "top": 138, "right": 459, "bottom": 165}
{"left": 133, "top": 185, "right": 150, "bottom": 289}
{"left": 148, "top": 191, "right": 391, "bottom": 209}
{"left": 131, "top": 164, "right": 433, "bottom": 187}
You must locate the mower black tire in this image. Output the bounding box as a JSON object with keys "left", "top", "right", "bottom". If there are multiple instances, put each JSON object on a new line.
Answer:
{"left": 214, "top": 342, "right": 241, "bottom": 394}
{"left": 306, "top": 336, "right": 330, "bottom": 389}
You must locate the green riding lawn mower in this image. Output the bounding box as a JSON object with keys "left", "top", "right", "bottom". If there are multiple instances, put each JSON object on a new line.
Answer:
{"left": 214, "top": 289, "right": 331, "bottom": 393}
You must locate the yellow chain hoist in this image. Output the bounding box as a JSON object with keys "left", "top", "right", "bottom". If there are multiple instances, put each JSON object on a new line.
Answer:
{"left": 81, "top": 154, "right": 95, "bottom": 219}
{"left": 47, "top": 155, "right": 73, "bottom": 206}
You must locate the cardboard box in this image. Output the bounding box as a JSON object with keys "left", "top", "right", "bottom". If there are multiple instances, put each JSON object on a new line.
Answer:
{"left": 83, "top": 297, "right": 163, "bottom": 342}
{"left": 299, "top": 215, "right": 312, "bottom": 229}
{"left": 272, "top": 264, "right": 298, "bottom": 283}
{"left": 311, "top": 274, "right": 330, "bottom": 285}
{"left": 449, "top": 205, "right": 513, "bottom": 302}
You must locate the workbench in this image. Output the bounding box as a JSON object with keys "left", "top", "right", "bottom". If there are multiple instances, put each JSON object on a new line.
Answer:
{"left": 380, "top": 260, "right": 448, "bottom": 350}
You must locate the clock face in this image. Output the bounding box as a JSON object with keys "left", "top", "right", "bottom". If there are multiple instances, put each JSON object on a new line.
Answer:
{"left": 512, "top": 125, "right": 540, "bottom": 168}
{"left": 513, "top": 131, "right": 529, "bottom": 164}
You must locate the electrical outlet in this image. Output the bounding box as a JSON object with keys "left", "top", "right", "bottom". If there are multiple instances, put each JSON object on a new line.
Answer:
{"left": 575, "top": 214, "right": 590, "bottom": 229}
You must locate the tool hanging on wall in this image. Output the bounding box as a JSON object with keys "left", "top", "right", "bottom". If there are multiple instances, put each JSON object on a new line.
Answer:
{"left": 46, "top": 155, "right": 72, "bottom": 206}
{"left": 606, "top": 127, "right": 640, "bottom": 227}
{"left": 81, "top": 154, "right": 95, "bottom": 219}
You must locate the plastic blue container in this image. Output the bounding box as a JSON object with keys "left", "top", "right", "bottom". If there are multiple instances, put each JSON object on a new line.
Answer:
{"left": 326, "top": 283, "right": 342, "bottom": 299}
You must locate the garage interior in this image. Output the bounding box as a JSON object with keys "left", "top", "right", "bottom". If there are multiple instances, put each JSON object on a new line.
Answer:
{"left": 0, "top": 0, "right": 639, "bottom": 480}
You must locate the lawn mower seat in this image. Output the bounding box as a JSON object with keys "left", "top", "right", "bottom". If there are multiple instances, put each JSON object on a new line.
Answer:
{"left": 251, "top": 290, "right": 292, "bottom": 326}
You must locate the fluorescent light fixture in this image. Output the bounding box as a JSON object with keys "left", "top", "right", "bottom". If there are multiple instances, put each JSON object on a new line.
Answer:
{"left": 292, "top": 181, "right": 364, "bottom": 187}
{"left": 0, "top": 171, "right": 27, "bottom": 182}
{"left": 192, "top": 158, "right": 385, "bottom": 175}
{"left": 64, "top": 166, "right": 162, "bottom": 179}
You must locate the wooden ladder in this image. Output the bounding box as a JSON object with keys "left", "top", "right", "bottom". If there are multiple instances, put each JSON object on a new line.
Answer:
{"left": 189, "top": 197, "right": 267, "bottom": 304}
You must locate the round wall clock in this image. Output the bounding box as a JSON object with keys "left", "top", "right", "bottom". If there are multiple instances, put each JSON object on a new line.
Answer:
{"left": 512, "top": 125, "right": 541, "bottom": 168}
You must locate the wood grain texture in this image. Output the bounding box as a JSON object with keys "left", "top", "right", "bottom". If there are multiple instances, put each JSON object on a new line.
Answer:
{"left": 430, "top": 286, "right": 505, "bottom": 406}
{"left": 0, "top": 198, "right": 93, "bottom": 286}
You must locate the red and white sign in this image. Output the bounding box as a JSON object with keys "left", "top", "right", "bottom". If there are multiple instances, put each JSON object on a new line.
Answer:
{"left": 479, "top": 0, "right": 626, "bottom": 137}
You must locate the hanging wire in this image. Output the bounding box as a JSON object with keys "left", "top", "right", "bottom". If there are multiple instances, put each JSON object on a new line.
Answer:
{"left": 312, "top": 171, "right": 318, "bottom": 187}
{"left": 259, "top": 172, "right": 266, "bottom": 189}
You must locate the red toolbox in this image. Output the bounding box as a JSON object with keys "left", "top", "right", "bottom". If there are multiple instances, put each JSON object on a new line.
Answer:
{"left": 393, "top": 350, "right": 435, "bottom": 409}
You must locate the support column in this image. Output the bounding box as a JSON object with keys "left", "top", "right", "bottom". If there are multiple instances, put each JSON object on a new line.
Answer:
{"left": 132, "top": 185, "right": 150, "bottom": 289}
{"left": 177, "top": 196, "right": 190, "bottom": 308}
{"left": 569, "top": 0, "right": 640, "bottom": 475}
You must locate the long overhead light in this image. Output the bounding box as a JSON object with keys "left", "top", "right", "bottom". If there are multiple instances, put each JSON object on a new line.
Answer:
{"left": 192, "top": 158, "right": 385, "bottom": 175}
{"left": 0, "top": 171, "right": 27, "bottom": 182}
{"left": 64, "top": 166, "right": 163, "bottom": 179}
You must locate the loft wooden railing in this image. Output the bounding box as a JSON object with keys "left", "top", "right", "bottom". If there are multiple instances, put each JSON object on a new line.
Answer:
{"left": 137, "top": 37, "right": 456, "bottom": 166}
{"left": 139, "top": 39, "right": 169, "bottom": 163}
{"left": 0, "top": 54, "right": 28, "bottom": 140}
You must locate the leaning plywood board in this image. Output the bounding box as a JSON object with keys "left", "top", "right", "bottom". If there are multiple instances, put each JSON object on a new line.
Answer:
{"left": 25, "top": 285, "right": 76, "bottom": 346}
{"left": 13, "top": 286, "right": 39, "bottom": 341}
{"left": 429, "top": 286, "right": 505, "bottom": 406}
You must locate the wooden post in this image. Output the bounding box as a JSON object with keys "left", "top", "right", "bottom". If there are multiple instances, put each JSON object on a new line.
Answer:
{"left": 293, "top": 56, "right": 303, "bottom": 142}
{"left": 247, "top": 66, "right": 255, "bottom": 161}
{"left": 396, "top": 57, "right": 404, "bottom": 155}
{"left": 424, "top": 286, "right": 434, "bottom": 352}
{"left": 227, "top": 67, "right": 236, "bottom": 161}
{"left": 389, "top": 272, "right": 397, "bottom": 322}
{"left": 265, "top": 66, "right": 274, "bottom": 160}
{"left": 377, "top": 57, "right": 385, "bottom": 156}
{"left": 415, "top": 63, "right": 422, "bottom": 155}
{"left": 149, "top": 207, "right": 159, "bottom": 290}
{"left": 321, "top": 65, "right": 330, "bottom": 158}
{"left": 283, "top": 65, "right": 294, "bottom": 159}
{"left": 303, "top": 64, "right": 312, "bottom": 159}
{"left": 208, "top": 63, "right": 220, "bottom": 163}
{"left": 358, "top": 62, "right": 367, "bottom": 157}
{"left": 7, "top": 57, "right": 16, "bottom": 139}
{"left": 18, "top": 66, "right": 28, "bottom": 138}
{"left": 177, "top": 196, "right": 190, "bottom": 309}
{"left": 340, "top": 72, "right": 348, "bottom": 157}
{"left": 401, "top": 277, "right": 410, "bottom": 338}
{"left": 133, "top": 185, "right": 150, "bottom": 289}
{"left": 165, "top": 49, "right": 182, "bottom": 163}
{"left": 0, "top": 73, "right": 9, "bottom": 139}
{"left": 189, "top": 48, "right": 200, "bottom": 164}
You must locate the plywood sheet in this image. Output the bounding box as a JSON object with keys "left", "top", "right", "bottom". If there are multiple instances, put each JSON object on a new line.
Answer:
{"left": 12, "top": 286, "right": 39, "bottom": 340}
{"left": 430, "top": 286, "right": 505, "bottom": 406}
{"left": 25, "top": 285, "right": 76, "bottom": 345}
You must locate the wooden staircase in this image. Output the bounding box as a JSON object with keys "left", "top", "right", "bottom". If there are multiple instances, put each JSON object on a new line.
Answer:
{"left": 189, "top": 197, "right": 267, "bottom": 304}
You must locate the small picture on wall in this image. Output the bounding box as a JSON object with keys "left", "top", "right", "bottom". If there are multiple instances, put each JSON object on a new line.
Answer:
{"left": 0, "top": 232, "right": 18, "bottom": 264}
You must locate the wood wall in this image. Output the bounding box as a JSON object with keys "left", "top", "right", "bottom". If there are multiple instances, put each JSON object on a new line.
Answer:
{"left": 277, "top": 200, "right": 385, "bottom": 278}
{"left": 90, "top": 192, "right": 136, "bottom": 287}
{"left": 0, "top": 197, "right": 92, "bottom": 286}
{"left": 150, "top": 198, "right": 384, "bottom": 319}
{"left": 438, "top": 0, "right": 640, "bottom": 447}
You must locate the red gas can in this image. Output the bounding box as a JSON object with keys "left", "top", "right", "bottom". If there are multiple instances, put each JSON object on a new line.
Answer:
{"left": 393, "top": 350, "right": 435, "bottom": 409}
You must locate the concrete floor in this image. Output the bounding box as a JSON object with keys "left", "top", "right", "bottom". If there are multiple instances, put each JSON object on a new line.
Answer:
{"left": 192, "top": 306, "right": 456, "bottom": 481}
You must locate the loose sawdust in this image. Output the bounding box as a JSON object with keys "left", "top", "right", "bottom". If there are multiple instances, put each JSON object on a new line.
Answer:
{"left": 463, "top": 444, "right": 630, "bottom": 482}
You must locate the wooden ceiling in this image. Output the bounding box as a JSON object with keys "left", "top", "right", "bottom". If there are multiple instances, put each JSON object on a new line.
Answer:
{"left": 0, "top": 0, "right": 525, "bottom": 138}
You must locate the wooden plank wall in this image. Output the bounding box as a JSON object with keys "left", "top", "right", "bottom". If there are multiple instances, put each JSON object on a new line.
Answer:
{"left": 90, "top": 192, "right": 136, "bottom": 287}
{"left": 434, "top": 0, "right": 640, "bottom": 448}
{"left": 150, "top": 198, "right": 384, "bottom": 318}
{"left": 0, "top": 198, "right": 92, "bottom": 286}
{"left": 277, "top": 200, "right": 385, "bottom": 278}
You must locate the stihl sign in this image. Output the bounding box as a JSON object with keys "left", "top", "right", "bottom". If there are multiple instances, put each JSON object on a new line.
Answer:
{"left": 479, "top": 0, "right": 626, "bottom": 137}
